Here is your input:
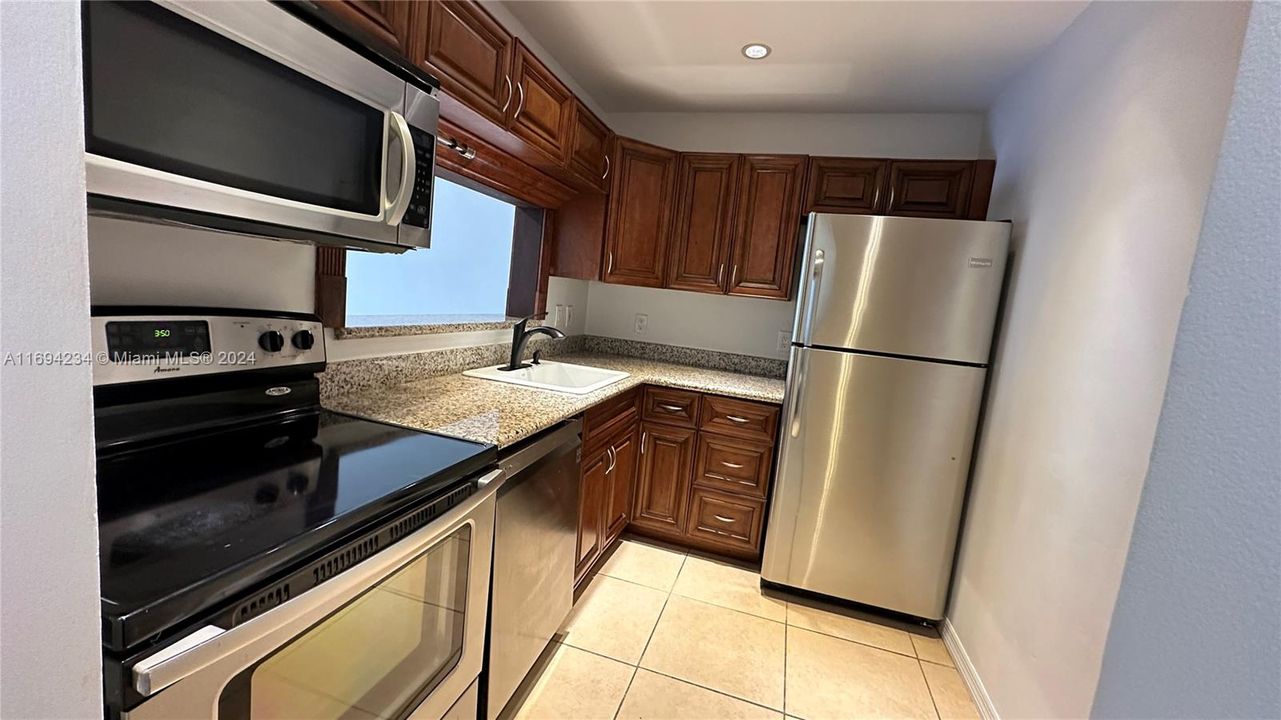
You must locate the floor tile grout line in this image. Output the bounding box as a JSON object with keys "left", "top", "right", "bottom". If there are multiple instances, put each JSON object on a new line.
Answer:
{"left": 784, "top": 622, "right": 923, "bottom": 662}
{"left": 597, "top": 568, "right": 681, "bottom": 594}
{"left": 918, "top": 657, "right": 944, "bottom": 720}
{"left": 782, "top": 618, "right": 789, "bottom": 716}
{"left": 611, "top": 665, "right": 639, "bottom": 720}
{"left": 633, "top": 665, "right": 788, "bottom": 716}
{"left": 669, "top": 588, "right": 788, "bottom": 625}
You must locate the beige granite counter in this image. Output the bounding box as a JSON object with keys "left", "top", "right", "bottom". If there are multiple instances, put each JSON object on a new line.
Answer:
{"left": 325, "top": 352, "right": 786, "bottom": 448}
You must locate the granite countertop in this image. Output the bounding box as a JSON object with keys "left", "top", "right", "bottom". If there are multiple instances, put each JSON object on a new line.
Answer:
{"left": 325, "top": 352, "right": 786, "bottom": 448}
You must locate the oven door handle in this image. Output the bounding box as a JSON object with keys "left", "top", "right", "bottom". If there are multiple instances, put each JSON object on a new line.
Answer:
{"left": 131, "top": 468, "right": 502, "bottom": 697}
{"left": 385, "top": 110, "right": 416, "bottom": 226}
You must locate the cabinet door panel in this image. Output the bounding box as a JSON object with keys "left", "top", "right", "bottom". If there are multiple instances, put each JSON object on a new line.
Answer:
{"left": 729, "top": 155, "right": 806, "bottom": 299}
{"left": 568, "top": 102, "right": 612, "bottom": 191}
{"left": 603, "top": 138, "right": 678, "bottom": 287}
{"left": 885, "top": 160, "right": 975, "bottom": 218}
{"left": 668, "top": 153, "right": 739, "bottom": 293}
{"left": 321, "top": 1, "right": 412, "bottom": 55}
{"left": 509, "top": 40, "right": 573, "bottom": 163}
{"left": 806, "top": 157, "right": 888, "bottom": 214}
{"left": 632, "top": 423, "right": 696, "bottom": 536}
{"left": 605, "top": 426, "right": 639, "bottom": 545}
{"left": 413, "top": 1, "right": 513, "bottom": 126}
{"left": 575, "top": 448, "right": 608, "bottom": 583}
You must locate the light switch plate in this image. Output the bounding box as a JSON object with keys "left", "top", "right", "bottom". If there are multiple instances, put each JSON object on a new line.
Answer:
{"left": 634, "top": 313, "right": 649, "bottom": 335}
{"left": 777, "top": 330, "right": 791, "bottom": 353}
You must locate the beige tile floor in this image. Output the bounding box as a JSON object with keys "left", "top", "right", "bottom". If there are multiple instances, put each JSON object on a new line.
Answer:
{"left": 505, "top": 539, "right": 980, "bottom": 720}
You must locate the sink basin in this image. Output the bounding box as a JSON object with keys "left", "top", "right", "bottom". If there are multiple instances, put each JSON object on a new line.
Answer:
{"left": 463, "top": 361, "right": 630, "bottom": 395}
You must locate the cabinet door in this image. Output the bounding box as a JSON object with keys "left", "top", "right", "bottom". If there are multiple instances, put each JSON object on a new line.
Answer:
{"left": 728, "top": 155, "right": 806, "bottom": 299}
{"left": 885, "top": 160, "right": 975, "bottom": 218}
{"left": 508, "top": 40, "right": 574, "bottom": 163}
{"left": 321, "top": 1, "right": 412, "bottom": 56}
{"left": 567, "top": 102, "right": 612, "bottom": 191}
{"left": 411, "top": 1, "right": 513, "bottom": 126}
{"left": 605, "top": 426, "right": 639, "bottom": 545}
{"left": 806, "top": 157, "right": 888, "bottom": 214}
{"left": 631, "top": 423, "right": 696, "bottom": 537}
{"left": 575, "top": 448, "right": 609, "bottom": 584}
{"left": 603, "top": 138, "right": 678, "bottom": 287}
{"left": 668, "top": 153, "right": 739, "bottom": 294}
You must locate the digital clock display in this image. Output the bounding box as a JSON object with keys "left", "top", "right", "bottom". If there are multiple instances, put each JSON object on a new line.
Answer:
{"left": 106, "top": 321, "right": 210, "bottom": 361}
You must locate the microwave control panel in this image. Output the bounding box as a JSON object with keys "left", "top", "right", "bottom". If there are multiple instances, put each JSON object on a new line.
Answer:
{"left": 404, "top": 127, "right": 436, "bottom": 229}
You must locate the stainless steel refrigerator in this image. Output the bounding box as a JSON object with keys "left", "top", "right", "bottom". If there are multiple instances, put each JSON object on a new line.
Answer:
{"left": 761, "top": 213, "right": 1010, "bottom": 621}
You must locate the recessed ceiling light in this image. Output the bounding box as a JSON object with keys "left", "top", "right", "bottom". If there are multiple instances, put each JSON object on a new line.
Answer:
{"left": 742, "top": 43, "right": 771, "bottom": 60}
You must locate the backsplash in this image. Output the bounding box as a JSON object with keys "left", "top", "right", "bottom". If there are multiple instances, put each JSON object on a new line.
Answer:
{"left": 320, "top": 335, "right": 788, "bottom": 399}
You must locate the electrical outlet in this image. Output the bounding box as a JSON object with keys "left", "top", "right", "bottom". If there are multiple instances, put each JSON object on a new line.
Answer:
{"left": 777, "top": 330, "right": 791, "bottom": 353}
{"left": 634, "top": 313, "right": 649, "bottom": 335}
{"left": 554, "top": 304, "right": 565, "bottom": 327}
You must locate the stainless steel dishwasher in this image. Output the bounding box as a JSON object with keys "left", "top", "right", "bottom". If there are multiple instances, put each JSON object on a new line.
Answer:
{"left": 483, "top": 420, "right": 581, "bottom": 720}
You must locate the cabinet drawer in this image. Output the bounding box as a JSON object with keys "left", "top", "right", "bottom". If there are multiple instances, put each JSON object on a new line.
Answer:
{"left": 583, "top": 387, "right": 639, "bottom": 450}
{"left": 642, "top": 387, "right": 700, "bottom": 427}
{"left": 700, "top": 395, "right": 779, "bottom": 442}
{"left": 686, "top": 488, "right": 764, "bottom": 554}
{"left": 694, "top": 435, "right": 772, "bottom": 499}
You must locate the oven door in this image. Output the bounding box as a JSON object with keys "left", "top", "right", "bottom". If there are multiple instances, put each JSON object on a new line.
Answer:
{"left": 83, "top": 0, "right": 436, "bottom": 249}
{"left": 122, "top": 472, "right": 498, "bottom": 720}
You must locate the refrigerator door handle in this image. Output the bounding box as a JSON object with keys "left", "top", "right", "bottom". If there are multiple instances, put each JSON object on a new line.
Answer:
{"left": 801, "top": 249, "right": 825, "bottom": 346}
{"left": 787, "top": 349, "right": 810, "bottom": 438}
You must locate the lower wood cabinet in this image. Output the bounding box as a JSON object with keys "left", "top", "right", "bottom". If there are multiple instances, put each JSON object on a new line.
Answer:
{"left": 604, "top": 426, "right": 638, "bottom": 544}
{"left": 575, "top": 388, "right": 640, "bottom": 586}
{"left": 685, "top": 487, "right": 765, "bottom": 555}
{"left": 574, "top": 447, "right": 609, "bottom": 582}
{"left": 632, "top": 422, "right": 696, "bottom": 537}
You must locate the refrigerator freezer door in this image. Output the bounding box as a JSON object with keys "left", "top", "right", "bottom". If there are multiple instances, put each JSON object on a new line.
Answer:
{"left": 762, "top": 346, "right": 987, "bottom": 619}
{"left": 793, "top": 214, "right": 1009, "bottom": 364}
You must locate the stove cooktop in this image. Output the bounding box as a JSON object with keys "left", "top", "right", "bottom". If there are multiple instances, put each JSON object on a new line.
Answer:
{"left": 96, "top": 409, "right": 495, "bottom": 653}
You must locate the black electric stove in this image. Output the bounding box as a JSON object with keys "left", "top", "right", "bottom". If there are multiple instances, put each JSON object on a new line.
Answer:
{"left": 92, "top": 308, "right": 497, "bottom": 664}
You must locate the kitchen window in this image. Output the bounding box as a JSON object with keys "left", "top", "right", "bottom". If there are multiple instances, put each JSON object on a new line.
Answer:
{"left": 345, "top": 177, "right": 519, "bottom": 326}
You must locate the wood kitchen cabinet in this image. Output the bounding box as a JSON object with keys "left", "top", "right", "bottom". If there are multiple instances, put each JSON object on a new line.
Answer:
{"left": 321, "top": 1, "right": 413, "bottom": 56}
{"left": 567, "top": 101, "right": 612, "bottom": 191}
{"left": 602, "top": 138, "right": 678, "bottom": 287}
{"left": 409, "top": 0, "right": 513, "bottom": 126}
{"left": 885, "top": 160, "right": 975, "bottom": 218}
{"left": 507, "top": 39, "right": 574, "bottom": 163}
{"left": 806, "top": 157, "right": 888, "bottom": 214}
{"left": 575, "top": 447, "right": 609, "bottom": 583}
{"left": 632, "top": 422, "right": 697, "bottom": 538}
{"left": 575, "top": 388, "right": 640, "bottom": 586}
{"left": 728, "top": 154, "right": 807, "bottom": 299}
{"left": 603, "top": 425, "right": 638, "bottom": 545}
{"left": 667, "top": 153, "right": 740, "bottom": 294}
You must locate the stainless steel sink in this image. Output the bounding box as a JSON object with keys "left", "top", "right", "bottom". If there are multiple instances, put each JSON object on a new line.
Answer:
{"left": 463, "top": 361, "right": 629, "bottom": 395}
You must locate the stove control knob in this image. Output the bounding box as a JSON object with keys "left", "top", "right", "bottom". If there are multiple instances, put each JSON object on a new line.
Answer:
{"left": 291, "top": 330, "right": 315, "bottom": 350}
{"left": 258, "top": 330, "right": 285, "bottom": 353}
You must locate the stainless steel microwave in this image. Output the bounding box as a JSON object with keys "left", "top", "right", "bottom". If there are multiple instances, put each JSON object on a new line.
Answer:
{"left": 83, "top": 1, "right": 438, "bottom": 251}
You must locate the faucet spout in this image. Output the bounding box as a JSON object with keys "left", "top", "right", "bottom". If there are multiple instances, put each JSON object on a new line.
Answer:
{"left": 503, "top": 314, "right": 566, "bottom": 371}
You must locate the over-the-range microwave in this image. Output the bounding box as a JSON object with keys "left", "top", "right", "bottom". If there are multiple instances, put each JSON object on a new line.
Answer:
{"left": 82, "top": 0, "right": 438, "bottom": 252}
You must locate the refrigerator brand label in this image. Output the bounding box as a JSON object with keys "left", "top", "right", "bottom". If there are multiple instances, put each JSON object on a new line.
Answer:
{"left": 968, "top": 257, "right": 994, "bottom": 268}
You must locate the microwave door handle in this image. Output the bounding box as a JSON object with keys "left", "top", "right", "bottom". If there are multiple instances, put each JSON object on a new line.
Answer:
{"left": 131, "top": 468, "right": 501, "bottom": 697}
{"left": 385, "top": 110, "right": 416, "bottom": 226}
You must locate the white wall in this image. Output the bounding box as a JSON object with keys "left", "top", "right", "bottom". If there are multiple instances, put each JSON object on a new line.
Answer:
{"left": 606, "top": 112, "right": 988, "bottom": 157}
{"left": 946, "top": 3, "right": 1250, "bottom": 719}
{"left": 0, "top": 3, "right": 104, "bottom": 716}
{"left": 1090, "top": 4, "right": 1281, "bottom": 716}
{"left": 586, "top": 282, "right": 795, "bottom": 359}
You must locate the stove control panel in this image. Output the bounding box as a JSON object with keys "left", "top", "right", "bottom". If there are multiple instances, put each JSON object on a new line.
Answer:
{"left": 90, "top": 310, "right": 325, "bottom": 386}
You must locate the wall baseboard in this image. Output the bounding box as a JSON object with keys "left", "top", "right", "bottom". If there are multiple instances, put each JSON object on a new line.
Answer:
{"left": 941, "top": 619, "right": 1000, "bottom": 720}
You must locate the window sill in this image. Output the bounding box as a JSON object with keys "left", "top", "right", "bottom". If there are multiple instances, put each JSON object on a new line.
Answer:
{"left": 335, "top": 314, "right": 538, "bottom": 340}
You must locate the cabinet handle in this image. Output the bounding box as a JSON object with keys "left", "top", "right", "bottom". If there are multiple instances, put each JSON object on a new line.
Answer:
{"left": 640, "top": 431, "right": 647, "bottom": 453}
{"left": 713, "top": 514, "right": 735, "bottom": 524}
{"left": 602, "top": 155, "right": 611, "bottom": 181}
{"left": 606, "top": 447, "right": 616, "bottom": 474}
{"left": 500, "top": 75, "right": 513, "bottom": 114}
{"left": 717, "top": 263, "right": 725, "bottom": 286}
{"left": 658, "top": 404, "right": 684, "bottom": 413}
{"left": 514, "top": 82, "right": 526, "bottom": 120}
{"left": 607, "top": 251, "right": 615, "bottom": 275}
{"left": 725, "top": 415, "right": 750, "bottom": 424}
{"left": 720, "top": 460, "right": 745, "bottom": 469}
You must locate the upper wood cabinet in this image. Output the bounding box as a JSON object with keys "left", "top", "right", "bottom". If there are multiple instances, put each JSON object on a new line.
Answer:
{"left": 508, "top": 40, "right": 574, "bottom": 163}
{"left": 728, "top": 155, "right": 807, "bottom": 299}
{"left": 409, "top": 1, "right": 512, "bottom": 126}
{"left": 603, "top": 138, "right": 678, "bottom": 287}
{"left": 885, "top": 160, "right": 975, "bottom": 218}
{"left": 567, "top": 102, "right": 612, "bottom": 191}
{"left": 668, "top": 153, "right": 740, "bottom": 294}
{"left": 807, "top": 157, "right": 888, "bottom": 214}
{"left": 321, "top": 1, "right": 413, "bottom": 55}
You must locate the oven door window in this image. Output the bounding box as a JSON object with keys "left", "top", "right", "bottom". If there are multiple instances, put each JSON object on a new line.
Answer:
{"left": 83, "top": 1, "right": 384, "bottom": 215}
{"left": 218, "top": 526, "right": 471, "bottom": 719}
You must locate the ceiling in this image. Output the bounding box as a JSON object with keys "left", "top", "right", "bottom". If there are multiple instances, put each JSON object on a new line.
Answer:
{"left": 500, "top": 1, "right": 1088, "bottom": 114}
